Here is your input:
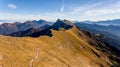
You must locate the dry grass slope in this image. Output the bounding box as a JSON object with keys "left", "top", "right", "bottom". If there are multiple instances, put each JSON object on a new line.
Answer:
{"left": 0, "top": 26, "right": 120, "bottom": 67}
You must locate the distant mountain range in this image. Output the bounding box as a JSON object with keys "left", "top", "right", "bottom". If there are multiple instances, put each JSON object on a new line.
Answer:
{"left": 0, "top": 20, "right": 26, "bottom": 24}
{"left": 75, "top": 22, "right": 120, "bottom": 48}
{"left": 74, "top": 22, "right": 120, "bottom": 37}
{"left": 8, "top": 19, "right": 74, "bottom": 37}
{"left": 0, "top": 20, "right": 52, "bottom": 35}
{"left": 78, "top": 19, "right": 120, "bottom": 26}
{"left": 95, "top": 19, "right": 120, "bottom": 26}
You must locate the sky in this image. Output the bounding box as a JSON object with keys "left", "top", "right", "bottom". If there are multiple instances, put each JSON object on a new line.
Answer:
{"left": 0, "top": 0, "right": 120, "bottom": 21}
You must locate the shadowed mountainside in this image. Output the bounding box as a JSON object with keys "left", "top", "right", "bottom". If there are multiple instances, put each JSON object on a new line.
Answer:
{"left": 75, "top": 22, "right": 120, "bottom": 48}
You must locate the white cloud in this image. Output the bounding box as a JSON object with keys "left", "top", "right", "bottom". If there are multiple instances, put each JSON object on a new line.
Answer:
{"left": 1, "top": 1, "right": 120, "bottom": 21}
{"left": 47, "top": 12, "right": 66, "bottom": 16}
{"left": 85, "top": 9, "right": 120, "bottom": 16}
{"left": 73, "top": 2, "right": 103, "bottom": 12}
{"left": 0, "top": 12, "right": 67, "bottom": 21}
{"left": 84, "top": 1, "right": 120, "bottom": 16}
{"left": 114, "top": 1, "right": 120, "bottom": 8}
{"left": 8, "top": 4, "right": 17, "bottom": 9}
{"left": 60, "top": 5, "right": 64, "bottom": 12}
{"left": 60, "top": 0, "right": 64, "bottom": 12}
{"left": 71, "top": 0, "right": 120, "bottom": 17}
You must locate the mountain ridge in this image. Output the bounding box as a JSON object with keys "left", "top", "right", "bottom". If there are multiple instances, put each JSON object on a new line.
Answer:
{"left": 8, "top": 19, "right": 74, "bottom": 37}
{"left": 0, "top": 20, "right": 52, "bottom": 35}
{"left": 0, "top": 25, "right": 120, "bottom": 67}
{"left": 0, "top": 19, "right": 120, "bottom": 67}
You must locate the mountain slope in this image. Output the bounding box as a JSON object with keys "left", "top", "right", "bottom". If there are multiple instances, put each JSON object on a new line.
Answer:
{"left": 75, "top": 22, "right": 120, "bottom": 48}
{"left": 8, "top": 25, "right": 51, "bottom": 37}
{"left": 0, "top": 20, "right": 120, "bottom": 67}
{"left": 0, "top": 22, "right": 20, "bottom": 35}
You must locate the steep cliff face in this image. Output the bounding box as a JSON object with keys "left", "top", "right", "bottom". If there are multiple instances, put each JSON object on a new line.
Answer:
{"left": 0, "top": 25, "right": 120, "bottom": 67}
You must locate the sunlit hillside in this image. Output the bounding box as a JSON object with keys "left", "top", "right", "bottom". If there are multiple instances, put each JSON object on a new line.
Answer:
{"left": 0, "top": 26, "right": 120, "bottom": 67}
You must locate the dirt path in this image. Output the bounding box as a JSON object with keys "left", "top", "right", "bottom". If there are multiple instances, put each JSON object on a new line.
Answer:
{"left": 30, "top": 48, "right": 40, "bottom": 67}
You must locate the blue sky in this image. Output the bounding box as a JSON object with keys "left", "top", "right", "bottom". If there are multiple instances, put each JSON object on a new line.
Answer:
{"left": 0, "top": 0, "right": 120, "bottom": 21}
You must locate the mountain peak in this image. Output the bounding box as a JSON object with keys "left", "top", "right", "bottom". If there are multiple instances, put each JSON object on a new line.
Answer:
{"left": 56, "top": 19, "right": 62, "bottom": 22}
{"left": 63, "top": 19, "right": 74, "bottom": 26}
{"left": 52, "top": 19, "right": 74, "bottom": 30}
{"left": 38, "top": 19, "right": 46, "bottom": 23}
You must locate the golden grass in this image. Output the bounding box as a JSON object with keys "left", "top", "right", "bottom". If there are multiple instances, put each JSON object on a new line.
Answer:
{"left": 0, "top": 27, "right": 114, "bottom": 67}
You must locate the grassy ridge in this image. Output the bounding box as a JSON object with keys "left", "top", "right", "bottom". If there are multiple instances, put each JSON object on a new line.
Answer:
{"left": 0, "top": 27, "right": 119, "bottom": 67}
